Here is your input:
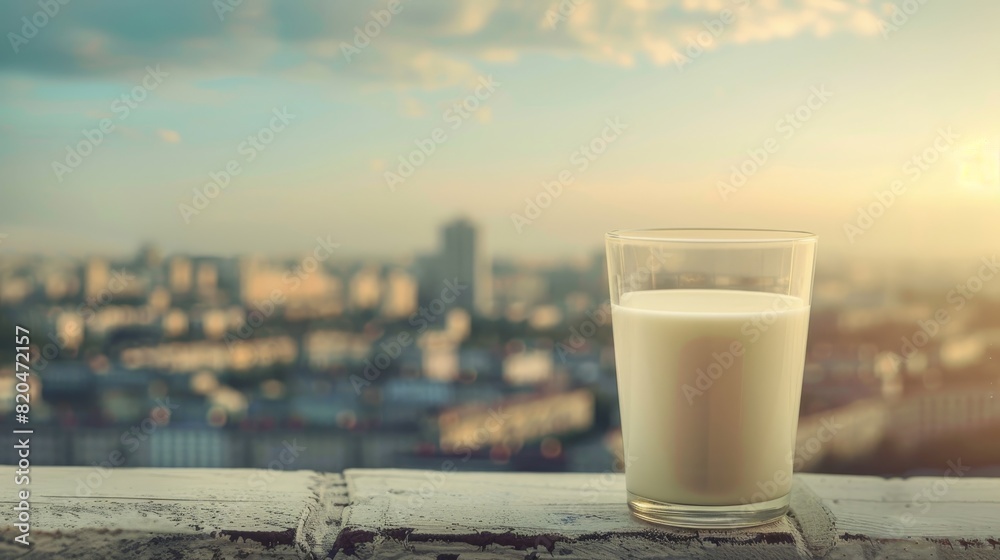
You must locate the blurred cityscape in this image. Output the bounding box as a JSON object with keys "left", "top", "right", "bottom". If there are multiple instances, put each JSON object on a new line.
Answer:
{"left": 1, "top": 218, "right": 998, "bottom": 478}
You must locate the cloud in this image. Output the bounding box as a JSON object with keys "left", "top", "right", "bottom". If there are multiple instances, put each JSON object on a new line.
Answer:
{"left": 399, "top": 97, "right": 427, "bottom": 118}
{"left": 0, "top": 0, "right": 883, "bottom": 89}
{"left": 475, "top": 106, "right": 493, "bottom": 125}
{"left": 157, "top": 129, "right": 181, "bottom": 143}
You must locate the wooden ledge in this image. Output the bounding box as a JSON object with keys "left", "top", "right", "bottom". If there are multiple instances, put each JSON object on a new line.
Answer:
{"left": 1, "top": 467, "right": 998, "bottom": 558}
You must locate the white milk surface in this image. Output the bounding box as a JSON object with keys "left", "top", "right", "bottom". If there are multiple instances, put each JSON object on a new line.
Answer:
{"left": 611, "top": 289, "right": 810, "bottom": 506}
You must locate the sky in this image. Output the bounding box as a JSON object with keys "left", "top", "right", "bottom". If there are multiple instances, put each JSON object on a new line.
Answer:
{"left": 0, "top": 0, "right": 997, "bottom": 262}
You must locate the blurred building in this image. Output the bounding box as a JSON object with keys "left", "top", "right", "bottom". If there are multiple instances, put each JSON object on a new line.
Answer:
{"left": 84, "top": 258, "right": 110, "bottom": 298}
{"left": 420, "top": 218, "right": 492, "bottom": 316}
{"left": 349, "top": 266, "right": 382, "bottom": 310}
{"left": 239, "top": 257, "right": 341, "bottom": 306}
{"left": 437, "top": 389, "right": 595, "bottom": 453}
{"left": 381, "top": 269, "right": 418, "bottom": 318}
{"left": 503, "top": 349, "right": 554, "bottom": 386}
{"left": 196, "top": 261, "right": 218, "bottom": 298}
{"left": 136, "top": 243, "right": 164, "bottom": 270}
{"left": 420, "top": 330, "right": 460, "bottom": 382}
{"left": 5, "top": 224, "right": 1000, "bottom": 478}
{"left": 168, "top": 256, "right": 193, "bottom": 295}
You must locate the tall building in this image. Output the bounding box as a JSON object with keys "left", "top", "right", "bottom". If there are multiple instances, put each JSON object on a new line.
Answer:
{"left": 84, "top": 258, "right": 109, "bottom": 299}
{"left": 438, "top": 218, "right": 492, "bottom": 315}
{"left": 168, "top": 257, "right": 193, "bottom": 294}
{"left": 196, "top": 261, "right": 218, "bottom": 298}
{"left": 416, "top": 254, "right": 445, "bottom": 311}
{"left": 348, "top": 266, "right": 382, "bottom": 310}
{"left": 382, "top": 269, "right": 417, "bottom": 318}
{"left": 136, "top": 243, "right": 163, "bottom": 269}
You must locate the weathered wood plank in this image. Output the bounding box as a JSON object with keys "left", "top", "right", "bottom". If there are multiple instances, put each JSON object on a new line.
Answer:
{"left": 2, "top": 467, "right": 999, "bottom": 559}
{"left": 799, "top": 470, "right": 1000, "bottom": 560}
{"left": 333, "top": 469, "right": 1000, "bottom": 559}
{"left": 801, "top": 474, "right": 1000, "bottom": 541}
{"left": 0, "top": 467, "right": 346, "bottom": 559}
{"left": 335, "top": 468, "right": 811, "bottom": 559}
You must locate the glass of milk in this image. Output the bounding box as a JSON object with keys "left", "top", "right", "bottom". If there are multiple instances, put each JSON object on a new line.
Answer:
{"left": 606, "top": 228, "right": 817, "bottom": 529}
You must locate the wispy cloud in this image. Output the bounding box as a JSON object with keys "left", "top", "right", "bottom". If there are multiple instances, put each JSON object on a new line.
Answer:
{"left": 399, "top": 97, "right": 427, "bottom": 118}
{"left": 157, "top": 129, "right": 182, "bottom": 144}
{"left": 0, "top": 0, "right": 883, "bottom": 89}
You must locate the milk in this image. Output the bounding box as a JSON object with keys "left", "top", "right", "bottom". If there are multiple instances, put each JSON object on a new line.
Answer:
{"left": 611, "top": 289, "right": 810, "bottom": 506}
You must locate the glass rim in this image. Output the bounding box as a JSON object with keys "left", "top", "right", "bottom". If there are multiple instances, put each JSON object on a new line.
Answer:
{"left": 605, "top": 228, "right": 817, "bottom": 244}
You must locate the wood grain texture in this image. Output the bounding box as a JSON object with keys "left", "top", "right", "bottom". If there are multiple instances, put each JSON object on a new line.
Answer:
{"left": 0, "top": 467, "right": 345, "bottom": 559}
{"left": 334, "top": 469, "right": 1000, "bottom": 559}
{"left": 334, "top": 469, "right": 807, "bottom": 559}
{"left": 1, "top": 467, "right": 998, "bottom": 559}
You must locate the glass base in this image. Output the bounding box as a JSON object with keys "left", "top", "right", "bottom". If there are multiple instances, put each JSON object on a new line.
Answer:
{"left": 627, "top": 491, "right": 789, "bottom": 529}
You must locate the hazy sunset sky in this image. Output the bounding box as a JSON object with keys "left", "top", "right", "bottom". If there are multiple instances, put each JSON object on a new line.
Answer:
{"left": 1, "top": 0, "right": 997, "bottom": 261}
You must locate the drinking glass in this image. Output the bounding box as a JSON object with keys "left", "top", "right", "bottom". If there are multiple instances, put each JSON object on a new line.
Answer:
{"left": 606, "top": 228, "right": 817, "bottom": 528}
